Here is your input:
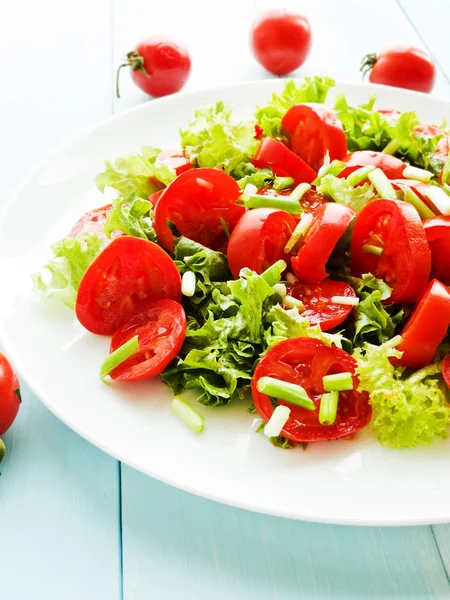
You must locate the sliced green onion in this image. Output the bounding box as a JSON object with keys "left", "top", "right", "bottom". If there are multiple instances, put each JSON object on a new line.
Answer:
{"left": 403, "top": 188, "right": 435, "bottom": 220}
{"left": 368, "top": 168, "right": 397, "bottom": 200}
{"left": 384, "top": 334, "right": 402, "bottom": 348}
{"left": 260, "top": 260, "right": 287, "bottom": 286}
{"left": 382, "top": 139, "right": 401, "bottom": 155}
{"left": 284, "top": 213, "right": 313, "bottom": 253}
{"left": 0, "top": 439, "right": 5, "bottom": 464}
{"left": 243, "top": 193, "right": 302, "bottom": 214}
{"left": 244, "top": 183, "right": 258, "bottom": 195}
{"left": 273, "top": 176, "right": 294, "bottom": 191}
{"left": 284, "top": 295, "right": 305, "bottom": 310}
{"left": 264, "top": 405, "right": 291, "bottom": 437}
{"left": 331, "top": 295, "right": 360, "bottom": 306}
{"left": 424, "top": 186, "right": 450, "bottom": 215}
{"left": 272, "top": 283, "right": 287, "bottom": 298}
{"left": 286, "top": 272, "right": 298, "bottom": 285}
{"left": 346, "top": 165, "right": 375, "bottom": 186}
{"left": 323, "top": 372, "right": 354, "bottom": 392}
{"left": 403, "top": 165, "right": 433, "bottom": 183}
{"left": 289, "top": 182, "right": 311, "bottom": 204}
{"left": 362, "top": 244, "right": 384, "bottom": 256}
{"left": 220, "top": 217, "right": 231, "bottom": 239}
{"left": 319, "top": 391, "right": 339, "bottom": 426}
{"left": 100, "top": 335, "right": 139, "bottom": 382}
{"left": 171, "top": 397, "right": 204, "bottom": 434}
{"left": 256, "top": 376, "right": 315, "bottom": 410}
{"left": 182, "top": 271, "right": 196, "bottom": 297}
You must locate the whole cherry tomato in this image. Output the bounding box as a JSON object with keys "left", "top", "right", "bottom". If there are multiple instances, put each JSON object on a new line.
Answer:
{"left": 0, "top": 353, "right": 21, "bottom": 436}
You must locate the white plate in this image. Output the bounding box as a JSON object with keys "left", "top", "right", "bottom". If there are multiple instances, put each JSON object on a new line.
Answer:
{"left": 2, "top": 79, "right": 450, "bottom": 526}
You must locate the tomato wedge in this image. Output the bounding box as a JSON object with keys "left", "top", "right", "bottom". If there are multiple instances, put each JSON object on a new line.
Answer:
{"left": 252, "top": 137, "right": 317, "bottom": 185}
{"left": 70, "top": 204, "right": 113, "bottom": 237}
{"left": 394, "top": 280, "right": 450, "bottom": 370}
{"left": 76, "top": 237, "right": 181, "bottom": 335}
{"left": 227, "top": 208, "right": 296, "bottom": 278}
{"left": 252, "top": 338, "right": 371, "bottom": 442}
{"left": 339, "top": 151, "right": 406, "bottom": 180}
{"left": 442, "top": 354, "right": 450, "bottom": 389}
{"left": 287, "top": 280, "right": 356, "bottom": 331}
{"left": 109, "top": 299, "right": 186, "bottom": 381}
{"left": 156, "top": 149, "right": 192, "bottom": 176}
{"left": 282, "top": 103, "right": 347, "bottom": 172}
{"left": 291, "top": 203, "right": 356, "bottom": 284}
{"left": 154, "top": 168, "right": 244, "bottom": 251}
{"left": 351, "top": 199, "right": 430, "bottom": 304}
{"left": 424, "top": 216, "right": 450, "bottom": 285}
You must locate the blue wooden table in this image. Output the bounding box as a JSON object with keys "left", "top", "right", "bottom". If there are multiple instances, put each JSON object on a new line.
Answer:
{"left": 2, "top": 1, "right": 450, "bottom": 597}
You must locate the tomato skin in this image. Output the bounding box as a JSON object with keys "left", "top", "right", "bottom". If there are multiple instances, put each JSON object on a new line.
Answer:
{"left": 364, "top": 46, "right": 436, "bottom": 93}
{"left": 291, "top": 203, "right": 356, "bottom": 284}
{"left": 252, "top": 338, "right": 371, "bottom": 442}
{"left": 424, "top": 216, "right": 450, "bottom": 285}
{"left": 227, "top": 208, "right": 296, "bottom": 279}
{"left": 252, "top": 138, "right": 317, "bottom": 185}
{"left": 250, "top": 10, "right": 311, "bottom": 76}
{"left": 149, "top": 189, "right": 164, "bottom": 208}
{"left": 282, "top": 103, "right": 347, "bottom": 172}
{"left": 76, "top": 237, "right": 181, "bottom": 335}
{"left": 0, "top": 354, "right": 20, "bottom": 436}
{"left": 287, "top": 280, "right": 356, "bottom": 331}
{"left": 110, "top": 300, "right": 186, "bottom": 381}
{"left": 391, "top": 179, "right": 430, "bottom": 200}
{"left": 70, "top": 205, "right": 113, "bottom": 238}
{"left": 156, "top": 149, "right": 192, "bottom": 176}
{"left": 442, "top": 355, "right": 450, "bottom": 389}
{"left": 394, "top": 280, "right": 450, "bottom": 370}
{"left": 339, "top": 151, "right": 406, "bottom": 180}
{"left": 351, "top": 200, "right": 431, "bottom": 304}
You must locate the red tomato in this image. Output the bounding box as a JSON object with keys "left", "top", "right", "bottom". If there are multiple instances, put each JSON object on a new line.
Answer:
{"left": 254, "top": 124, "right": 264, "bottom": 139}
{"left": 0, "top": 354, "right": 20, "bottom": 436}
{"left": 252, "top": 338, "right": 371, "bottom": 442}
{"left": 70, "top": 204, "right": 113, "bottom": 238}
{"left": 299, "top": 189, "right": 329, "bottom": 213}
{"left": 227, "top": 208, "right": 296, "bottom": 279}
{"left": 424, "top": 216, "right": 450, "bottom": 285}
{"left": 291, "top": 203, "right": 356, "bottom": 284}
{"left": 250, "top": 10, "right": 311, "bottom": 76}
{"left": 351, "top": 199, "right": 431, "bottom": 304}
{"left": 390, "top": 179, "right": 430, "bottom": 201}
{"left": 282, "top": 103, "right": 347, "bottom": 172}
{"left": 156, "top": 149, "right": 192, "bottom": 176}
{"left": 287, "top": 280, "right": 356, "bottom": 331}
{"left": 117, "top": 38, "right": 191, "bottom": 98}
{"left": 442, "top": 354, "right": 450, "bottom": 388}
{"left": 377, "top": 108, "right": 402, "bottom": 123}
{"left": 149, "top": 190, "right": 164, "bottom": 208}
{"left": 154, "top": 168, "right": 244, "bottom": 252}
{"left": 361, "top": 46, "right": 436, "bottom": 93}
{"left": 109, "top": 300, "right": 186, "bottom": 382}
{"left": 394, "top": 280, "right": 450, "bottom": 369}
{"left": 252, "top": 138, "right": 317, "bottom": 185}
{"left": 76, "top": 237, "right": 181, "bottom": 335}
{"left": 339, "top": 151, "right": 406, "bottom": 180}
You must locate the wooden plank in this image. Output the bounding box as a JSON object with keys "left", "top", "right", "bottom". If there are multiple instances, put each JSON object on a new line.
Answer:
{"left": 0, "top": 2, "right": 121, "bottom": 599}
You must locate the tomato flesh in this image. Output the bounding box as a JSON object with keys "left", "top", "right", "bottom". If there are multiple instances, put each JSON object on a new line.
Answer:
{"left": 0, "top": 353, "right": 20, "bottom": 436}
{"left": 252, "top": 137, "right": 317, "bottom": 185}
{"left": 424, "top": 216, "right": 450, "bottom": 285}
{"left": 340, "top": 151, "right": 406, "bottom": 180}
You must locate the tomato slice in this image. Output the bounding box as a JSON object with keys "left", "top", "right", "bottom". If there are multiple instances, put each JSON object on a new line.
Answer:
{"left": 287, "top": 280, "right": 356, "bottom": 331}
{"left": 252, "top": 137, "right": 317, "bottom": 185}
{"left": 153, "top": 168, "right": 244, "bottom": 251}
{"left": 291, "top": 203, "right": 356, "bottom": 284}
{"left": 351, "top": 199, "right": 430, "bottom": 304}
{"left": 252, "top": 338, "right": 371, "bottom": 442}
{"left": 424, "top": 216, "right": 450, "bottom": 285}
{"left": 394, "top": 280, "right": 450, "bottom": 370}
{"left": 70, "top": 204, "right": 113, "bottom": 237}
{"left": 339, "top": 151, "right": 406, "bottom": 180}
{"left": 442, "top": 354, "right": 450, "bottom": 388}
{"left": 76, "top": 237, "right": 181, "bottom": 335}
{"left": 282, "top": 103, "right": 347, "bottom": 172}
{"left": 227, "top": 208, "right": 296, "bottom": 279}
{"left": 156, "top": 149, "right": 193, "bottom": 176}
{"left": 109, "top": 299, "right": 186, "bottom": 381}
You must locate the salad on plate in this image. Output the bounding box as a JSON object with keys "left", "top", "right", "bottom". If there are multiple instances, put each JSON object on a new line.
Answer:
{"left": 34, "top": 76, "right": 450, "bottom": 450}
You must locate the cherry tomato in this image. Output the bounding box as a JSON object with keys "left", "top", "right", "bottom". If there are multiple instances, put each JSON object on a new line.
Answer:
{"left": 442, "top": 354, "right": 450, "bottom": 389}
{"left": 351, "top": 199, "right": 431, "bottom": 304}
{"left": 0, "top": 354, "right": 20, "bottom": 436}
{"left": 287, "top": 280, "right": 356, "bottom": 331}
{"left": 339, "top": 151, "right": 406, "bottom": 180}
{"left": 109, "top": 300, "right": 186, "bottom": 382}
{"left": 156, "top": 149, "right": 192, "bottom": 176}
{"left": 149, "top": 190, "right": 164, "bottom": 208}
{"left": 227, "top": 208, "right": 296, "bottom": 279}
{"left": 252, "top": 338, "right": 371, "bottom": 442}
{"left": 252, "top": 138, "right": 317, "bottom": 185}
{"left": 361, "top": 46, "right": 436, "bottom": 93}
{"left": 390, "top": 179, "right": 430, "bottom": 201}
{"left": 250, "top": 10, "right": 311, "bottom": 76}
{"left": 116, "top": 38, "right": 191, "bottom": 98}
{"left": 282, "top": 103, "right": 347, "bottom": 172}
{"left": 424, "top": 216, "right": 450, "bottom": 285}
{"left": 76, "top": 236, "right": 181, "bottom": 335}
{"left": 70, "top": 204, "right": 113, "bottom": 238}
{"left": 291, "top": 203, "right": 356, "bottom": 284}
{"left": 154, "top": 168, "right": 244, "bottom": 252}
{"left": 394, "top": 280, "right": 450, "bottom": 369}
{"left": 254, "top": 124, "right": 264, "bottom": 140}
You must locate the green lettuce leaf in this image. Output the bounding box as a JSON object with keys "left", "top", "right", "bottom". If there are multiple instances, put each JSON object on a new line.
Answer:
{"left": 102, "top": 194, "right": 157, "bottom": 242}
{"left": 317, "top": 174, "right": 376, "bottom": 212}
{"left": 233, "top": 162, "right": 274, "bottom": 189}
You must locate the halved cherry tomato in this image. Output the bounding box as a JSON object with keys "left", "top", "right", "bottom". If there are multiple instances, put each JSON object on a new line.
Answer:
{"left": 351, "top": 199, "right": 430, "bottom": 304}
{"left": 394, "top": 280, "right": 450, "bottom": 369}
{"left": 442, "top": 354, "right": 450, "bottom": 388}
{"left": 424, "top": 216, "right": 450, "bottom": 285}
{"left": 227, "top": 208, "right": 296, "bottom": 279}
{"left": 256, "top": 186, "right": 328, "bottom": 213}
{"left": 157, "top": 149, "right": 192, "bottom": 176}
{"left": 252, "top": 137, "right": 317, "bottom": 185}
{"left": 291, "top": 203, "right": 356, "bottom": 284}
{"left": 339, "top": 151, "right": 406, "bottom": 180}
{"left": 70, "top": 204, "right": 113, "bottom": 238}
{"left": 287, "top": 280, "right": 356, "bottom": 331}
{"left": 154, "top": 168, "right": 244, "bottom": 252}
{"left": 109, "top": 299, "right": 186, "bottom": 381}
{"left": 282, "top": 103, "right": 347, "bottom": 172}
{"left": 0, "top": 354, "right": 21, "bottom": 436}
{"left": 391, "top": 179, "right": 430, "bottom": 201}
{"left": 252, "top": 338, "right": 371, "bottom": 442}
{"left": 76, "top": 236, "right": 181, "bottom": 335}
{"left": 149, "top": 189, "right": 164, "bottom": 208}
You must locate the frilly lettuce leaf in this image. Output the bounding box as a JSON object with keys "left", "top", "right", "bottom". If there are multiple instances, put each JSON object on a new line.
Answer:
{"left": 103, "top": 194, "right": 157, "bottom": 242}
{"left": 317, "top": 174, "right": 376, "bottom": 212}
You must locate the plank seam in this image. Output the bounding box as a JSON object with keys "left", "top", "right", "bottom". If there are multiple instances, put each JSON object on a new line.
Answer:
{"left": 118, "top": 461, "right": 124, "bottom": 600}
{"left": 431, "top": 526, "right": 450, "bottom": 587}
